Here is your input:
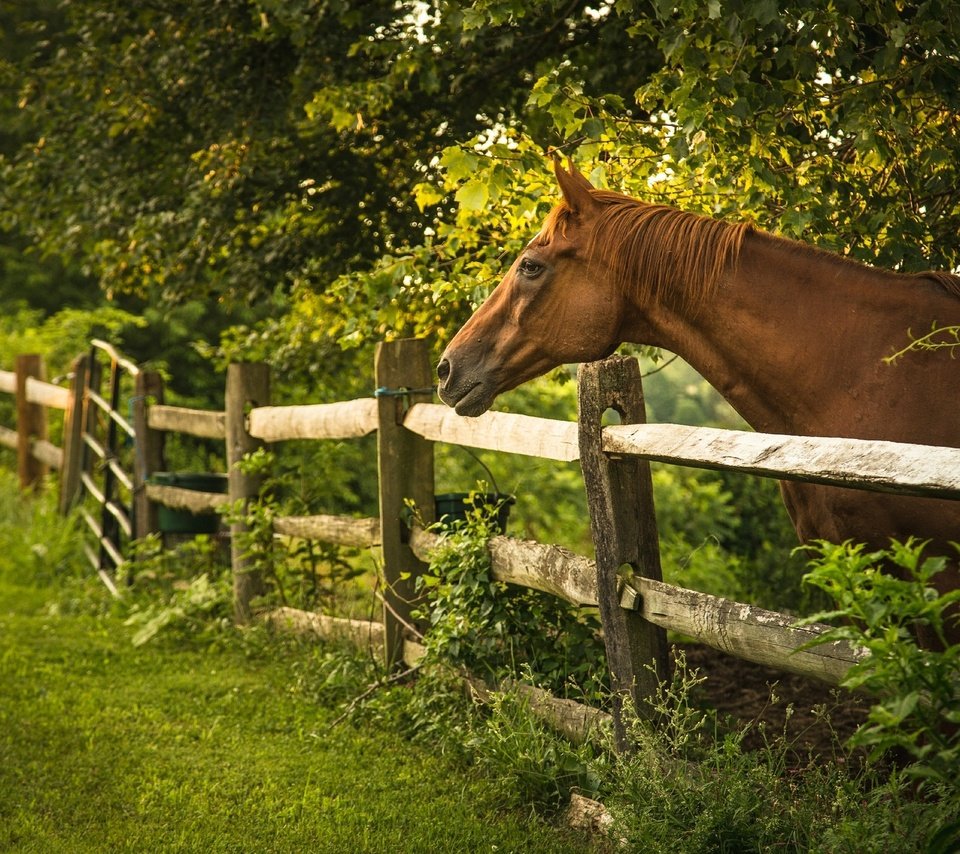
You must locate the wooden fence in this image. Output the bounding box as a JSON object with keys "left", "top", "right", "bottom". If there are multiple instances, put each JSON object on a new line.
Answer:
{"left": 3, "top": 339, "right": 959, "bottom": 747}
{"left": 0, "top": 353, "right": 70, "bottom": 485}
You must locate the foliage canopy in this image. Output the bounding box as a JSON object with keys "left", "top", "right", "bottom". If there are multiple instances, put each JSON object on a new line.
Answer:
{"left": 3, "top": 1, "right": 957, "bottom": 372}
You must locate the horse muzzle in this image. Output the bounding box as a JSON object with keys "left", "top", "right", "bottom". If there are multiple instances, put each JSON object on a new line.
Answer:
{"left": 436, "top": 356, "right": 494, "bottom": 417}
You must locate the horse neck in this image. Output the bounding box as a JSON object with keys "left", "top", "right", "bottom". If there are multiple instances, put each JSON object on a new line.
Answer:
{"left": 628, "top": 231, "right": 947, "bottom": 438}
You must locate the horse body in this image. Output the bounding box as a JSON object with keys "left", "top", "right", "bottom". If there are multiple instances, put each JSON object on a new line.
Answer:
{"left": 438, "top": 160, "right": 960, "bottom": 627}
{"left": 663, "top": 227, "right": 960, "bottom": 572}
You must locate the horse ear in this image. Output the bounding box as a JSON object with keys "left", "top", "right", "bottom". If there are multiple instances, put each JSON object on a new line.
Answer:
{"left": 553, "top": 157, "right": 597, "bottom": 214}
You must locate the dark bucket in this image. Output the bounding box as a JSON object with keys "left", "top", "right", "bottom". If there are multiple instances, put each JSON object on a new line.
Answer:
{"left": 434, "top": 492, "right": 514, "bottom": 534}
{"left": 148, "top": 471, "right": 229, "bottom": 534}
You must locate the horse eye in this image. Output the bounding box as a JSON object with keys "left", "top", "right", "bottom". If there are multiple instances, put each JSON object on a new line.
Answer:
{"left": 518, "top": 258, "right": 544, "bottom": 278}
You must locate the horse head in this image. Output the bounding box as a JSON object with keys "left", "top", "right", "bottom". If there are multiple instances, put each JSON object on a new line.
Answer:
{"left": 437, "top": 160, "right": 626, "bottom": 416}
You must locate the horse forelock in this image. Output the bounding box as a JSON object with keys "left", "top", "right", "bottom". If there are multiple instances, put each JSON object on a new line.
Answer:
{"left": 534, "top": 203, "right": 574, "bottom": 247}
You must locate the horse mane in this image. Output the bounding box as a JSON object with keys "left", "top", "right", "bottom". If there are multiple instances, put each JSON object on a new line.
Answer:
{"left": 538, "top": 190, "right": 751, "bottom": 311}
{"left": 917, "top": 270, "right": 960, "bottom": 299}
{"left": 538, "top": 189, "right": 960, "bottom": 305}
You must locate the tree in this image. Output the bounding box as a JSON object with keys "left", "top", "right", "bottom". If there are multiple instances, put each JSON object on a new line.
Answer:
{"left": 267, "top": 1, "right": 960, "bottom": 361}
{"left": 0, "top": 2, "right": 98, "bottom": 315}
{"left": 1, "top": 2, "right": 658, "bottom": 323}
{"left": 3, "top": 1, "right": 957, "bottom": 371}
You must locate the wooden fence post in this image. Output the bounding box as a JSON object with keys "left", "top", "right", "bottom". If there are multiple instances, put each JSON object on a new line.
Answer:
{"left": 15, "top": 354, "right": 47, "bottom": 492}
{"left": 59, "top": 354, "right": 88, "bottom": 514}
{"left": 78, "top": 352, "right": 102, "bottom": 496}
{"left": 578, "top": 356, "right": 670, "bottom": 751}
{"left": 131, "top": 369, "right": 165, "bottom": 540}
{"left": 226, "top": 362, "right": 270, "bottom": 624}
{"left": 376, "top": 338, "right": 435, "bottom": 669}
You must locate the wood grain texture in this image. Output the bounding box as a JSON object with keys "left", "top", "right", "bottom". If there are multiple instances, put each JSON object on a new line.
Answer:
{"left": 145, "top": 482, "right": 229, "bottom": 514}
{"left": 30, "top": 438, "right": 63, "bottom": 470}
{"left": 133, "top": 370, "right": 165, "bottom": 540}
{"left": 59, "top": 355, "right": 89, "bottom": 514}
{"left": 604, "top": 422, "right": 960, "bottom": 498}
{"left": 510, "top": 682, "right": 611, "bottom": 745}
{"left": 263, "top": 607, "right": 427, "bottom": 668}
{"left": 148, "top": 405, "right": 226, "bottom": 439}
{"left": 16, "top": 354, "right": 47, "bottom": 491}
{"left": 263, "top": 607, "right": 386, "bottom": 651}
{"left": 487, "top": 536, "right": 598, "bottom": 605}
{"left": 24, "top": 377, "right": 70, "bottom": 410}
{"left": 248, "top": 398, "right": 378, "bottom": 442}
{"left": 376, "top": 339, "right": 435, "bottom": 668}
{"left": 409, "top": 526, "right": 597, "bottom": 605}
{"left": 469, "top": 677, "right": 612, "bottom": 745}
{"left": 579, "top": 357, "right": 669, "bottom": 746}
{"left": 411, "top": 524, "right": 864, "bottom": 685}
{"left": 621, "top": 579, "right": 865, "bottom": 684}
{"left": 226, "top": 363, "right": 270, "bottom": 623}
{"left": 273, "top": 514, "right": 380, "bottom": 547}
{"left": 404, "top": 403, "right": 579, "bottom": 461}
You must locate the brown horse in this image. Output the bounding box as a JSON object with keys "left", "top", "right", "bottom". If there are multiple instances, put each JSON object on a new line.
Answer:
{"left": 438, "top": 159, "right": 960, "bottom": 641}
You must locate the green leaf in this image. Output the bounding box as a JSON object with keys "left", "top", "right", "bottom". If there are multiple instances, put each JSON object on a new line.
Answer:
{"left": 885, "top": 691, "right": 920, "bottom": 724}
{"left": 413, "top": 183, "right": 444, "bottom": 212}
{"left": 455, "top": 179, "right": 489, "bottom": 211}
{"left": 440, "top": 148, "right": 481, "bottom": 183}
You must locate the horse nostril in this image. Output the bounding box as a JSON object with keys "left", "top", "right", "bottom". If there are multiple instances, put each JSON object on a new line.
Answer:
{"left": 436, "top": 358, "right": 451, "bottom": 384}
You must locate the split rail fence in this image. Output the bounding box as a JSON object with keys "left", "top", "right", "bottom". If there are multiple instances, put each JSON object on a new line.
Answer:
{"left": 3, "top": 338, "right": 959, "bottom": 746}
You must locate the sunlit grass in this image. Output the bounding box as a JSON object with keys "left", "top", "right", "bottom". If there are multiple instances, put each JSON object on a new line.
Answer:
{"left": 0, "top": 471, "right": 590, "bottom": 853}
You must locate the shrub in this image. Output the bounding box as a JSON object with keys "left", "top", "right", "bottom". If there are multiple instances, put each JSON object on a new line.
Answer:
{"left": 800, "top": 538, "right": 960, "bottom": 852}
{"left": 608, "top": 651, "right": 944, "bottom": 853}
{"left": 411, "top": 487, "right": 608, "bottom": 703}
{"left": 121, "top": 534, "right": 233, "bottom": 646}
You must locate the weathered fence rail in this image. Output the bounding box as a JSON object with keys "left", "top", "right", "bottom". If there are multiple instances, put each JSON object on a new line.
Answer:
{"left": 0, "top": 370, "right": 72, "bottom": 410}
{"left": 147, "top": 405, "right": 226, "bottom": 439}
{"left": 404, "top": 403, "right": 580, "bottom": 461}
{"left": 2, "top": 338, "right": 958, "bottom": 747}
{"left": 248, "top": 398, "right": 378, "bottom": 442}
{"left": 603, "top": 422, "right": 960, "bottom": 499}
{"left": 407, "top": 525, "right": 863, "bottom": 685}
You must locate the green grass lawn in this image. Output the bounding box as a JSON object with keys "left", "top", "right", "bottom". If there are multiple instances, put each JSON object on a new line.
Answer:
{"left": 2, "top": 472, "right": 955, "bottom": 853}
{"left": 0, "top": 542, "right": 593, "bottom": 852}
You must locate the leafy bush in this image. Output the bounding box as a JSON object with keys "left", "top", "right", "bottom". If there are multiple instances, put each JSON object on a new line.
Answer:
{"left": 413, "top": 487, "right": 608, "bottom": 703}
{"left": 464, "top": 690, "right": 605, "bottom": 812}
{"left": 800, "top": 538, "right": 960, "bottom": 851}
{"left": 0, "top": 470, "right": 85, "bottom": 586}
{"left": 123, "top": 571, "right": 232, "bottom": 647}
{"left": 225, "top": 448, "right": 371, "bottom": 616}
{"left": 121, "top": 534, "right": 233, "bottom": 646}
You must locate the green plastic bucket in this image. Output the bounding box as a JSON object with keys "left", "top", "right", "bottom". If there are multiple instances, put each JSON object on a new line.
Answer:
{"left": 148, "top": 472, "right": 229, "bottom": 534}
{"left": 434, "top": 493, "right": 514, "bottom": 534}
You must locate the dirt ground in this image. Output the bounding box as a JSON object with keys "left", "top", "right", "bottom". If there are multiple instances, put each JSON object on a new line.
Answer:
{"left": 676, "top": 643, "right": 872, "bottom": 763}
